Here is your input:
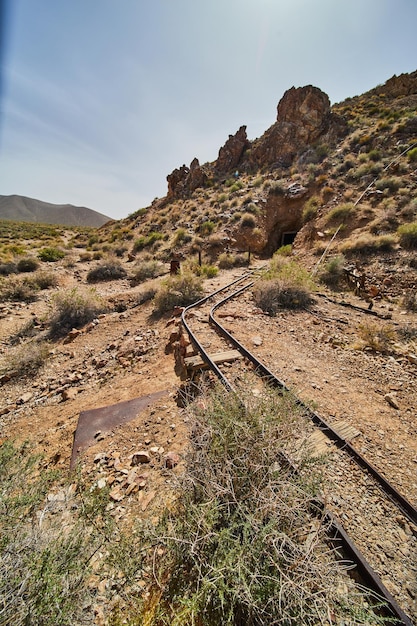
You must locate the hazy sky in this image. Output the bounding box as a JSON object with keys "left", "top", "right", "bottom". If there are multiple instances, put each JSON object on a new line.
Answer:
{"left": 1, "top": 0, "right": 416, "bottom": 220}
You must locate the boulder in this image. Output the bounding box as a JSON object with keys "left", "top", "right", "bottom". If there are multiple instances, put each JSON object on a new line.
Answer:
{"left": 249, "top": 85, "right": 347, "bottom": 168}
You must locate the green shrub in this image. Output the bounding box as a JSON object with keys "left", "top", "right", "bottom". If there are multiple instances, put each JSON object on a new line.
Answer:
{"left": 325, "top": 203, "right": 355, "bottom": 223}
{"left": 194, "top": 264, "right": 219, "bottom": 278}
{"left": 153, "top": 273, "right": 204, "bottom": 315}
{"left": 133, "top": 231, "right": 164, "bottom": 252}
{"left": 340, "top": 234, "right": 396, "bottom": 254}
{"left": 17, "top": 257, "right": 40, "bottom": 273}
{"left": 375, "top": 177, "right": 402, "bottom": 192}
{"left": 302, "top": 196, "right": 320, "bottom": 223}
{"left": 318, "top": 255, "right": 345, "bottom": 287}
{"left": 275, "top": 244, "right": 292, "bottom": 256}
{"left": 199, "top": 221, "right": 216, "bottom": 236}
{"left": 38, "top": 247, "right": 66, "bottom": 262}
{"left": 407, "top": 147, "right": 417, "bottom": 162}
{"left": 86, "top": 260, "right": 127, "bottom": 283}
{"left": 397, "top": 222, "right": 417, "bottom": 249}
{"left": 48, "top": 288, "right": 108, "bottom": 337}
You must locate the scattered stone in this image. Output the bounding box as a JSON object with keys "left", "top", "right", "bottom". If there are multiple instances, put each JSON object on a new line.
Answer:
{"left": 252, "top": 336, "right": 263, "bottom": 346}
{"left": 61, "top": 387, "right": 78, "bottom": 402}
{"left": 17, "top": 392, "right": 33, "bottom": 404}
{"left": 63, "top": 328, "right": 82, "bottom": 344}
{"left": 406, "top": 353, "right": 417, "bottom": 365}
{"left": 384, "top": 393, "right": 400, "bottom": 410}
{"left": 165, "top": 451, "right": 180, "bottom": 469}
{"left": 109, "top": 487, "right": 124, "bottom": 502}
{"left": 131, "top": 451, "right": 151, "bottom": 465}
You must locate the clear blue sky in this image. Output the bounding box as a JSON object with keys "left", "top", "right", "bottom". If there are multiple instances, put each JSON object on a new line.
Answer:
{"left": 0, "top": 0, "right": 416, "bottom": 220}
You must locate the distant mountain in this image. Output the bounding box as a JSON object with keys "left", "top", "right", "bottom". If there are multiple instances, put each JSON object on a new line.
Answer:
{"left": 0, "top": 195, "right": 112, "bottom": 228}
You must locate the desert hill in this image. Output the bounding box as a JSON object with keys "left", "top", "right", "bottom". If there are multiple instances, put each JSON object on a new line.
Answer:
{"left": 0, "top": 194, "right": 112, "bottom": 228}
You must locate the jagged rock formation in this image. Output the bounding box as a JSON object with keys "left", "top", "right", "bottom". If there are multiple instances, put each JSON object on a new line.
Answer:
{"left": 166, "top": 158, "right": 209, "bottom": 198}
{"left": 371, "top": 70, "right": 417, "bottom": 98}
{"left": 249, "top": 85, "right": 347, "bottom": 169}
{"left": 215, "top": 125, "right": 249, "bottom": 174}
{"left": 166, "top": 85, "right": 347, "bottom": 198}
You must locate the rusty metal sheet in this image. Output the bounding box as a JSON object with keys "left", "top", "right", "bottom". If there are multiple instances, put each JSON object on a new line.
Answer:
{"left": 70, "top": 390, "right": 168, "bottom": 468}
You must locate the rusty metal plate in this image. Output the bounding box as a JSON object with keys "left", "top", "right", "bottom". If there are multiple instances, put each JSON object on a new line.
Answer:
{"left": 70, "top": 390, "right": 168, "bottom": 468}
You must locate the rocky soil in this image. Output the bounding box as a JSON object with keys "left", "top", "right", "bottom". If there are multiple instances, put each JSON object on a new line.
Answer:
{"left": 0, "top": 257, "right": 416, "bottom": 621}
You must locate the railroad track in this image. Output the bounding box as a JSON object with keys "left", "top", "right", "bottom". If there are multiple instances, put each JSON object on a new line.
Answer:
{"left": 179, "top": 270, "right": 417, "bottom": 626}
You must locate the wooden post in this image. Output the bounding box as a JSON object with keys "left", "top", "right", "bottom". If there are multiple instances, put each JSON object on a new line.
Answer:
{"left": 198, "top": 249, "right": 202, "bottom": 266}
{"left": 248, "top": 248, "right": 251, "bottom": 264}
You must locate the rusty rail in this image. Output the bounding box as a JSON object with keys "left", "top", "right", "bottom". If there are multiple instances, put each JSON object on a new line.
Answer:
{"left": 181, "top": 274, "right": 415, "bottom": 625}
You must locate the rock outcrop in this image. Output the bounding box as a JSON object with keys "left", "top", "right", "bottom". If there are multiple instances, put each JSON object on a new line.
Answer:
{"left": 215, "top": 125, "right": 249, "bottom": 174}
{"left": 167, "top": 158, "right": 209, "bottom": 199}
{"left": 249, "top": 85, "right": 347, "bottom": 169}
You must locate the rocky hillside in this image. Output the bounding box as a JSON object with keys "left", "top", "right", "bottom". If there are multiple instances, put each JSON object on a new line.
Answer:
{"left": 0, "top": 195, "right": 112, "bottom": 227}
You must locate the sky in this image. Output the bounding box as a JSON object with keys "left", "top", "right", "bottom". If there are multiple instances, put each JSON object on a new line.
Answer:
{"left": 0, "top": 0, "right": 416, "bottom": 221}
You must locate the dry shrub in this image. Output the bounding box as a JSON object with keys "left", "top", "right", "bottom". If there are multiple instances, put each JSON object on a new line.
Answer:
{"left": 218, "top": 252, "right": 249, "bottom": 269}
{"left": 48, "top": 288, "right": 108, "bottom": 337}
{"left": 1, "top": 341, "right": 50, "bottom": 377}
{"left": 401, "top": 289, "right": 417, "bottom": 312}
{"left": 133, "top": 385, "right": 387, "bottom": 625}
{"left": 317, "top": 255, "right": 346, "bottom": 288}
{"left": 0, "top": 276, "right": 39, "bottom": 302}
{"left": 130, "top": 260, "right": 164, "bottom": 285}
{"left": 153, "top": 272, "right": 204, "bottom": 315}
{"left": 254, "top": 278, "right": 313, "bottom": 313}
{"left": 339, "top": 234, "right": 396, "bottom": 255}
{"left": 86, "top": 259, "right": 127, "bottom": 283}
{"left": 356, "top": 321, "right": 396, "bottom": 353}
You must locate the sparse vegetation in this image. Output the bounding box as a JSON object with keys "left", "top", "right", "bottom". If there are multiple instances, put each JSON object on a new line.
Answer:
{"left": 339, "top": 234, "right": 396, "bottom": 254}
{"left": 397, "top": 222, "right": 417, "bottom": 249}
{"left": 0, "top": 441, "right": 103, "bottom": 625}
{"left": 130, "top": 260, "right": 164, "bottom": 285}
{"left": 86, "top": 259, "right": 128, "bottom": 283}
{"left": 133, "top": 231, "right": 164, "bottom": 252}
{"left": 355, "top": 321, "right": 396, "bottom": 353}
{"left": 325, "top": 203, "right": 355, "bottom": 223}
{"left": 17, "top": 256, "right": 40, "bottom": 273}
{"left": 254, "top": 278, "right": 313, "bottom": 313}
{"left": 1, "top": 340, "right": 50, "bottom": 377}
{"left": 318, "top": 254, "right": 346, "bottom": 288}
{"left": 38, "top": 247, "right": 66, "bottom": 262}
{"left": 240, "top": 212, "right": 256, "bottom": 228}
{"left": 302, "top": 196, "right": 320, "bottom": 223}
{"left": 153, "top": 272, "right": 204, "bottom": 315}
{"left": 131, "top": 384, "right": 387, "bottom": 625}
{"left": 48, "top": 288, "right": 108, "bottom": 337}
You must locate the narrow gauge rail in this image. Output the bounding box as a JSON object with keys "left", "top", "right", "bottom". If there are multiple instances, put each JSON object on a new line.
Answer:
{"left": 181, "top": 273, "right": 416, "bottom": 626}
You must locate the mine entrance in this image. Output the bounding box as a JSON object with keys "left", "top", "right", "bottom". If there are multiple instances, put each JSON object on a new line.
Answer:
{"left": 281, "top": 231, "right": 297, "bottom": 246}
